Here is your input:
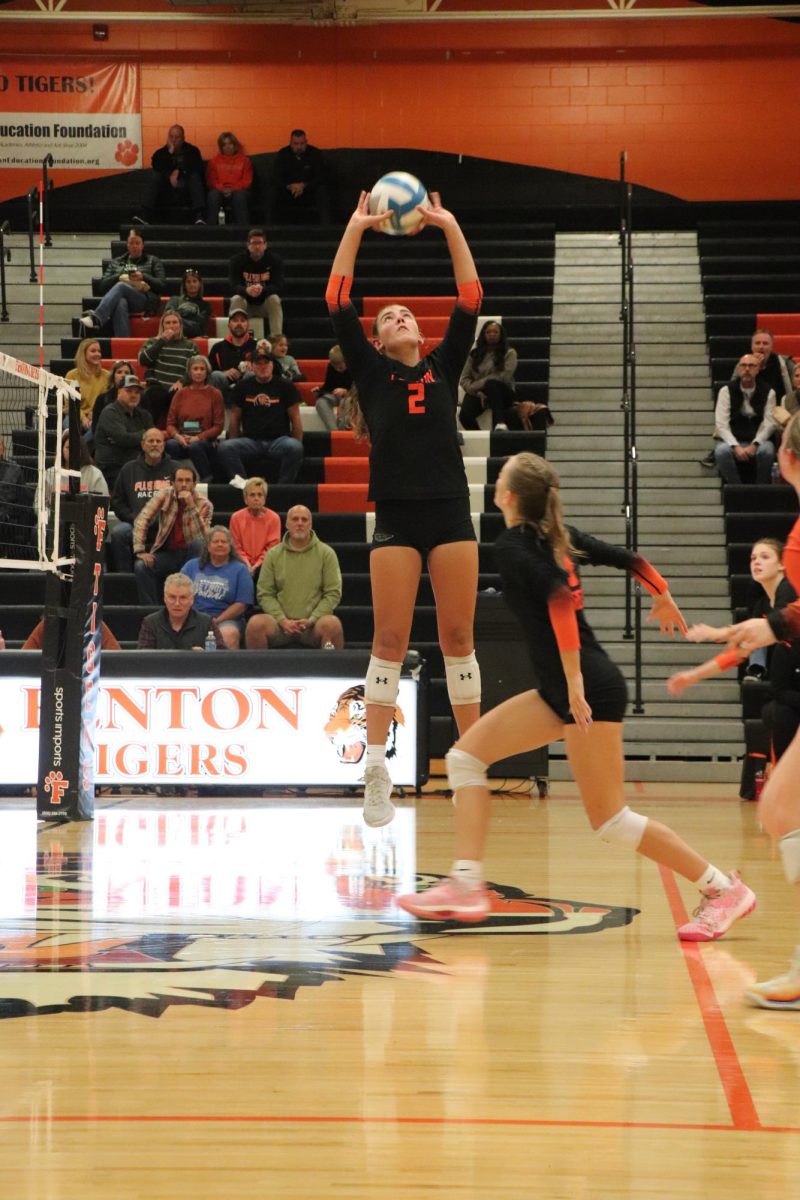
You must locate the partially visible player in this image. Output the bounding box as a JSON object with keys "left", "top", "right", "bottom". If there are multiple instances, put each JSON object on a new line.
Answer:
{"left": 398, "top": 452, "right": 756, "bottom": 943}
{"left": 326, "top": 191, "right": 483, "bottom": 828}
{"left": 698, "top": 413, "right": 800, "bottom": 1006}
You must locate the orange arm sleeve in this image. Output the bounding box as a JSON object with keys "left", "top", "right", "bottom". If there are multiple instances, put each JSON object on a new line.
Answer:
{"left": 325, "top": 274, "right": 353, "bottom": 311}
{"left": 456, "top": 280, "right": 483, "bottom": 315}
{"left": 714, "top": 649, "right": 745, "bottom": 672}
{"left": 630, "top": 554, "right": 668, "bottom": 597}
{"left": 548, "top": 586, "right": 581, "bottom": 653}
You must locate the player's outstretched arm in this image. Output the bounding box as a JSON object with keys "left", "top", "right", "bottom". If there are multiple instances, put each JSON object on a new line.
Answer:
{"left": 415, "top": 192, "right": 479, "bottom": 288}
{"left": 647, "top": 590, "right": 688, "bottom": 638}
{"left": 328, "top": 191, "right": 391, "bottom": 284}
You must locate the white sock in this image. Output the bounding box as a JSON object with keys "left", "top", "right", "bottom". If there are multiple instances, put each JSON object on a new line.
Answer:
{"left": 451, "top": 859, "right": 483, "bottom": 886}
{"left": 694, "top": 864, "right": 731, "bottom": 894}
{"left": 365, "top": 744, "right": 385, "bottom": 769}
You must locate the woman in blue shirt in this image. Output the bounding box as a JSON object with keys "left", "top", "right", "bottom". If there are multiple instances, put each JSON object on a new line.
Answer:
{"left": 182, "top": 526, "right": 254, "bottom": 648}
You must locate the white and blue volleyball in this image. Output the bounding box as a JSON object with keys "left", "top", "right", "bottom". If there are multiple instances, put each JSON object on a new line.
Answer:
{"left": 368, "top": 172, "right": 429, "bottom": 236}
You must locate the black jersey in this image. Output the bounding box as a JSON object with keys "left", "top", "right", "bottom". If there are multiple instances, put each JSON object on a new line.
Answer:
{"left": 330, "top": 303, "right": 476, "bottom": 501}
{"left": 494, "top": 523, "right": 666, "bottom": 719}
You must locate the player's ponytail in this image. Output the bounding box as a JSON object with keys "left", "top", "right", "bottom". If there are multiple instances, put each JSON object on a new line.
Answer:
{"left": 504, "top": 452, "right": 576, "bottom": 564}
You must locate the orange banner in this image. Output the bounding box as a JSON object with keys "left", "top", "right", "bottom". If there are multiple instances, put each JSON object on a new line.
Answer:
{"left": 0, "top": 59, "right": 141, "bottom": 171}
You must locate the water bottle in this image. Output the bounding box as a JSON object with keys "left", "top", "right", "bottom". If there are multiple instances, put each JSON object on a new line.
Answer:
{"left": 218, "top": 205, "right": 226, "bottom": 226}
{"left": 204, "top": 628, "right": 217, "bottom": 651}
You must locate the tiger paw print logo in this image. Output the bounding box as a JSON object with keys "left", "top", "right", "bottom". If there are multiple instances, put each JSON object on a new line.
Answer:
{"left": 115, "top": 140, "right": 139, "bottom": 167}
{"left": 43, "top": 771, "right": 69, "bottom": 806}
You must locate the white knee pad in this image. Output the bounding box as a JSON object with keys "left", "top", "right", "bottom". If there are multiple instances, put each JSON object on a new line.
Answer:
{"left": 364, "top": 656, "right": 402, "bottom": 708}
{"left": 779, "top": 829, "right": 800, "bottom": 885}
{"left": 596, "top": 806, "right": 648, "bottom": 850}
{"left": 444, "top": 652, "right": 481, "bottom": 707}
{"left": 446, "top": 747, "right": 488, "bottom": 794}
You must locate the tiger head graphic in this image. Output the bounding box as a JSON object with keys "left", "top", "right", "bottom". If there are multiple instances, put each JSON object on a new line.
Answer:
{"left": 323, "top": 685, "right": 405, "bottom": 765}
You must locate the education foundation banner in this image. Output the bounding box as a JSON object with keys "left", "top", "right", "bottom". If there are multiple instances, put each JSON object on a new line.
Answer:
{"left": 0, "top": 60, "right": 141, "bottom": 172}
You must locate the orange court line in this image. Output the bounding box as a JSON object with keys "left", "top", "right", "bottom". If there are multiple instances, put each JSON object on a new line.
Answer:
{"left": 658, "top": 864, "right": 762, "bottom": 1132}
{"left": 0, "top": 1114, "right": 796, "bottom": 1134}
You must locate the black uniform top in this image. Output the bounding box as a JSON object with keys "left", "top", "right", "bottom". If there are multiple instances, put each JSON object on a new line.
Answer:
{"left": 494, "top": 523, "right": 666, "bottom": 714}
{"left": 232, "top": 373, "right": 300, "bottom": 441}
{"left": 330, "top": 303, "right": 476, "bottom": 502}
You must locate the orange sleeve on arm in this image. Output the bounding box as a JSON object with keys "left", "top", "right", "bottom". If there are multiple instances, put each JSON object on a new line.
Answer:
{"left": 548, "top": 586, "right": 581, "bottom": 653}
{"left": 325, "top": 274, "right": 353, "bottom": 312}
{"left": 456, "top": 280, "right": 483, "bottom": 314}
{"left": 630, "top": 554, "right": 668, "bottom": 597}
{"left": 714, "top": 649, "right": 745, "bottom": 672}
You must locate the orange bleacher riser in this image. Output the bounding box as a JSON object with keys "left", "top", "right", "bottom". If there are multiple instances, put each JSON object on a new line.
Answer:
{"left": 323, "top": 458, "right": 370, "bottom": 484}
{"left": 772, "top": 335, "right": 800, "bottom": 358}
{"left": 757, "top": 314, "right": 800, "bottom": 335}
{"left": 317, "top": 484, "right": 374, "bottom": 513}
{"left": 362, "top": 297, "right": 455, "bottom": 317}
{"left": 297, "top": 360, "right": 328, "bottom": 381}
{"left": 109, "top": 337, "right": 209, "bottom": 358}
{"left": 331, "top": 431, "right": 370, "bottom": 457}
{"left": 128, "top": 317, "right": 161, "bottom": 337}
{"left": 296, "top": 382, "right": 318, "bottom": 407}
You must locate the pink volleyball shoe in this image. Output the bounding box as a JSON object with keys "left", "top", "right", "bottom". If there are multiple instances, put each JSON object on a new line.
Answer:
{"left": 677, "top": 871, "right": 756, "bottom": 942}
{"left": 397, "top": 877, "right": 490, "bottom": 924}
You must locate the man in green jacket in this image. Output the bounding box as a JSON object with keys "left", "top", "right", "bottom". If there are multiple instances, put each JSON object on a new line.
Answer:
{"left": 245, "top": 505, "right": 344, "bottom": 649}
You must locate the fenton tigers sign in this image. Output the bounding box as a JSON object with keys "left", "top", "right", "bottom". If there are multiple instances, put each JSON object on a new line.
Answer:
{"left": 0, "top": 675, "right": 421, "bottom": 788}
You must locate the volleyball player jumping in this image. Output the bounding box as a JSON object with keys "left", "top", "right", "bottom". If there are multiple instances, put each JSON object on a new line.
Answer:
{"left": 326, "top": 192, "right": 483, "bottom": 827}
{"left": 398, "top": 452, "right": 756, "bottom": 942}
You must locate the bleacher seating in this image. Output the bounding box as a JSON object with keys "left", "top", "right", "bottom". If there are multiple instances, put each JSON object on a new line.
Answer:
{"left": 1, "top": 218, "right": 558, "bottom": 760}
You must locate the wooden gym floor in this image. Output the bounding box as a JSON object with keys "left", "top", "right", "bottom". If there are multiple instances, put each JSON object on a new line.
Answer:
{"left": 0, "top": 782, "right": 798, "bottom": 1199}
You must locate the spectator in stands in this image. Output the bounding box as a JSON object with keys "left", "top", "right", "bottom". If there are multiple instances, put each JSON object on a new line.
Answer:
{"left": 773, "top": 360, "right": 800, "bottom": 435}
{"left": 183, "top": 526, "right": 254, "bottom": 649}
{"left": 246, "top": 505, "right": 343, "bottom": 649}
{"left": 92, "top": 360, "right": 134, "bottom": 436}
{"left": 79, "top": 229, "right": 165, "bottom": 337}
{"left": 458, "top": 320, "right": 517, "bottom": 431}
{"left": 228, "top": 228, "right": 284, "bottom": 339}
{"left": 135, "top": 124, "right": 205, "bottom": 225}
{"left": 206, "top": 132, "right": 253, "bottom": 226}
{"left": 314, "top": 344, "right": 354, "bottom": 430}
{"left": 44, "top": 430, "right": 109, "bottom": 505}
{"left": 65, "top": 339, "right": 110, "bottom": 434}
{"left": 138, "top": 310, "right": 197, "bottom": 430}
{"left": 163, "top": 269, "right": 212, "bottom": 339}
{"left": 751, "top": 328, "right": 794, "bottom": 405}
{"left": 0, "top": 433, "right": 32, "bottom": 550}
{"left": 217, "top": 347, "right": 303, "bottom": 487}
{"left": 713, "top": 353, "right": 777, "bottom": 484}
{"left": 164, "top": 356, "right": 224, "bottom": 482}
{"left": 271, "top": 334, "right": 305, "bottom": 381}
{"left": 137, "top": 571, "right": 223, "bottom": 650}
{"left": 273, "top": 129, "right": 329, "bottom": 224}
{"left": 229, "top": 476, "right": 281, "bottom": 577}
{"left": 23, "top": 617, "right": 120, "bottom": 650}
{"left": 208, "top": 306, "right": 259, "bottom": 405}
{"left": 133, "top": 463, "right": 212, "bottom": 604}
{"left": 94, "top": 374, "right": 153, "bottom": 491}
{"left": 109, "top": 427, "right": 178, "bottom": 572}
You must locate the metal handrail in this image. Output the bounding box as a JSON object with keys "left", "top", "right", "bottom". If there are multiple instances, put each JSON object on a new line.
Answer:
{"left": 41, "top": 153, "right": 54, "bottom": 248}
{"left": 0, "top": 221, "right": 9, "bottom": 322}
{"left": 25, "top": 187, "right": 37, "bottom": 283}
{"left": 619, "top": 164, "right": 643, "bottom": 713}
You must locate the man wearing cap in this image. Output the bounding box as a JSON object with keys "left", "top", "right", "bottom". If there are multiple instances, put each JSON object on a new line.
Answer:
{"left": 228, "top": 229, "right": 284, "bottom": 339}
{"left": 93, "top": 375, "right": 153, "bottom": 491}
{"left": 217, "top": 349, "right": 303, "bottom": 487}
{"left": 208, "top": 307, "right": 259, "bottom": 405}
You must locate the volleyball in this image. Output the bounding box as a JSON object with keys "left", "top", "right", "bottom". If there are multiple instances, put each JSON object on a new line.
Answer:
{"left": 368, "top": 172, "right": 429, "bottom": 236}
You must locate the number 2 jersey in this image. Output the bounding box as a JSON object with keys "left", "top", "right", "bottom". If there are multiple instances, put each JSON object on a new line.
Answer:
{"left": 329, "top": 302, "right": 476, "bottom": 502}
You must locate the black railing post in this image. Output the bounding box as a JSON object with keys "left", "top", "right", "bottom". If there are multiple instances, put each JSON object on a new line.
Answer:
{"left": 26, "top": 187, "right": 38, "bottom": 283}
{"left": 41, "top": 153, "right": 54, "bottom": 248}
{"left": 0, "top": 221, "right": 10, "bottom": 322}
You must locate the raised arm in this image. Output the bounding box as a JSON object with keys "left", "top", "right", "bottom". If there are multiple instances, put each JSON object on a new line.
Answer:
{"left": 415, "top": 193, "right": 479, "bottom": 294}
{"left": 327, "top": 192, "right": 392, "bottom": 301}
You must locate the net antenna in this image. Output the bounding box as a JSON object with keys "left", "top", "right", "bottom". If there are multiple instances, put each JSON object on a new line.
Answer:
{"left": 0, "top": 350, "right": 80, "bottom": 574}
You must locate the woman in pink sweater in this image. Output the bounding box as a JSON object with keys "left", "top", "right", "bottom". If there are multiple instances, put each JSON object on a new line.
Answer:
{"left": 229, "top": 476, "right": 281, "bottom": 577}
{"left": 165, "top": 355, "right": 224, "bottom": 481}
{"left": 206, "top": 131, "right": 253, "bottom": 225}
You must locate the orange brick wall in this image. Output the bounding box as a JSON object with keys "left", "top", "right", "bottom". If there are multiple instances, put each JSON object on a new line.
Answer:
{"left": 2, "top": 12, "right": 800, "bottom": 203}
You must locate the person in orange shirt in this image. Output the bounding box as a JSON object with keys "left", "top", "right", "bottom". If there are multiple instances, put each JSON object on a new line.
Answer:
{"left": 206, "top": 131, "right": 253, "bottom": 226}
{"left": 229, "top": 476, "right": 281, "bottom": 577}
